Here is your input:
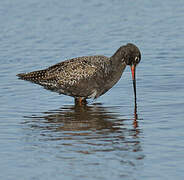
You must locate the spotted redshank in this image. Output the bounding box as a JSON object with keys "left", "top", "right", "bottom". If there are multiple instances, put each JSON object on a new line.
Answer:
{"left": 17, "top": 43, "right": 141, "bottom": 105}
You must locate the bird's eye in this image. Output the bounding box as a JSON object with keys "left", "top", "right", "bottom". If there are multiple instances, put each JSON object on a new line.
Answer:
{"left": 135, "top": 57, "right": 139, "bottom": 63}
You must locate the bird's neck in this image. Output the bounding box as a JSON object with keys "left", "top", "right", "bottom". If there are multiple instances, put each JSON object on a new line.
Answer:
{"left": 110, "top": 46, "right": 128, "bottom": 65}
{"left": 108, "top": 46, "right": 128, "bottom": 73}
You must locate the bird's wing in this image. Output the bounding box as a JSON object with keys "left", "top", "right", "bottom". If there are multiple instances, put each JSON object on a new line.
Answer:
{"left": 17, "top": 56, "right": 109, "bottom": 96}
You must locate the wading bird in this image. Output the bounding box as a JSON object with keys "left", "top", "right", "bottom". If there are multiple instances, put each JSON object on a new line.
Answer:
{"left": 17, "top": 43, "right": 141, "bottom": 105}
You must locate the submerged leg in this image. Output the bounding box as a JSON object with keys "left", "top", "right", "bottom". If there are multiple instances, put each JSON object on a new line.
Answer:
{"left": 75, "top": 97, "right": 87, "bottom": 106}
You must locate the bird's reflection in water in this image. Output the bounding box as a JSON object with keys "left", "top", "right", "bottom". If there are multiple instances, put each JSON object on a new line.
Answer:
{"left": 24, "top": 103, "right": 143, "bottom": 156}
{"left": 42, "top": 104, "right": 119, "bottom": 133}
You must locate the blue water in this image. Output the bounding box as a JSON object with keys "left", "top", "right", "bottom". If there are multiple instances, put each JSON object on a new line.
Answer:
{"left": 0, "top": 0, "right": 184, "bottom": 179}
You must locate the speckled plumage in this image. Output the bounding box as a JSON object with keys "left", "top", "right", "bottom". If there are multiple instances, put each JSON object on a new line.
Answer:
{"left": 17, "top": 43, "right": 141, "bottom": 103}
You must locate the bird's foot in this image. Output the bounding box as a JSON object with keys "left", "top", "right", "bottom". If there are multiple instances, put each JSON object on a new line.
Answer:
{"left": 75, "top": 97, "right": 87, "bottom": 106}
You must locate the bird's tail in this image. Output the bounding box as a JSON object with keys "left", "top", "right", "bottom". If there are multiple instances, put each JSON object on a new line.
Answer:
{"left": 17, "top": 69, "right": 48, "bottom": 83}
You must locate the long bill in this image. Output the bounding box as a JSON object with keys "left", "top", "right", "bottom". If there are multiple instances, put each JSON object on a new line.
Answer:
{"left": 130, "top": 64, "right": 137, "bottom": 105}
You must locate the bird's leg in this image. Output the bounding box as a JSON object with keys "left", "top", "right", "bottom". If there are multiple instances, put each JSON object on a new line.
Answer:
{"left": 75, "top": 97, "right": 87, "bottom": 106}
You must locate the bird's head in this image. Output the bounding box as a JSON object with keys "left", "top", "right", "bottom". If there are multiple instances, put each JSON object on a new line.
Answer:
{"left": 124, "top": 43, "right": 141, "bottom": 66}
{"left": 124, "top": 43, "right": 141, "bottom": 105}
{"left": 111, "top": 43, "right": 141, "bottom": 105}
{"left": 111, "top": 43, "right": 141, "bottom": 67}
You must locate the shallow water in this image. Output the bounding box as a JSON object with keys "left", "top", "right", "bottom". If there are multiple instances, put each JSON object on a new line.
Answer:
{"left": 0, "top": 0, "right": 184, "bottom": 179}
